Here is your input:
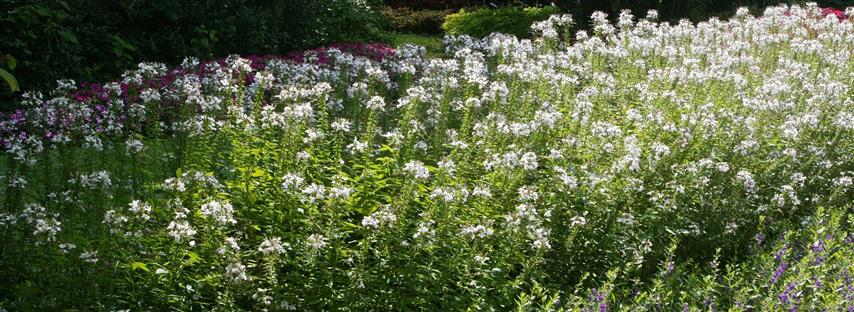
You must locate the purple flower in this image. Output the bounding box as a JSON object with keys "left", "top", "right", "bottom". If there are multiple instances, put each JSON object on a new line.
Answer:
{"left": 779, "top": 292, "right": 790, "bottom": 304}
{"left": 755, "top": 232, "right": 766, "bottom": 246}
{"left": 811, "top": 240, "right": 825, "bottom": 253}
{"left": 667, "top": 259, "right": 675, "bottom": 275}
{"left": 9, "top": 110, "right": 26, "bottom": 123}
{"left": 770, "top": 262, "right": 788, "bottom": 285}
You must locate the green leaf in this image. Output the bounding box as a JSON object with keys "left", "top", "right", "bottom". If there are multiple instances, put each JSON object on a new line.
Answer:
{"left": 59, "top": 30, "right": 78, "bottom": 44}
{"left": 112, "top": 35, "right": 136, "bottom": 51}
{"left": 184, "top": 251, "right": 201, "bottom": 266}
{"left": 130, "top": 262, "right": 149, "bottom": 272}
{"left": 0, "top": 68, "right": 20, "bottom": 92}
{"left": 5, "top": 56, "right": 16, "bottom": 70}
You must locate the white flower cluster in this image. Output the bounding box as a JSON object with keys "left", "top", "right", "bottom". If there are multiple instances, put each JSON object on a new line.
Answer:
{"left": 200, "top": 200, "right": 236, "bottom": 226}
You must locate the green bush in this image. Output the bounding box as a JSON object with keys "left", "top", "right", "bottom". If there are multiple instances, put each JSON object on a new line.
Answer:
{"left": 442, "top": 6, "right": 562, "bottom": 38}
{"left": 384, "top": 7, "right": 454, "bottom": 34}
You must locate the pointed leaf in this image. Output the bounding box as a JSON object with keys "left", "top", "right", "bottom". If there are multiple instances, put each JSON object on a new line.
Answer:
{"left": 5, "top": 56, "right": 16, "bottom": 70}
{"left": 130, "top": 262, "right": 149, "bottom": 272}
{"left": 0, "top": 68, "right": 19, "bottom": 92}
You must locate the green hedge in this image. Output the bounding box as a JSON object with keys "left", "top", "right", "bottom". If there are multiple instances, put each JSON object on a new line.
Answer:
{"left": 442, "top": 6, "right": 562, "bottom": 38}
{"left": 384, "top": 7, "right": 454, "bottom": 34}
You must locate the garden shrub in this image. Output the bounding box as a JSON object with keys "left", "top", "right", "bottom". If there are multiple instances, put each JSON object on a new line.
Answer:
{"left": 442, "top": 6, "right": 562, "bottom": 38}
{"left": 384, "top": 0, "right": 483, "bottom": 10}
{"left": 384, "top": 7, "right": 454, "bottom": 34}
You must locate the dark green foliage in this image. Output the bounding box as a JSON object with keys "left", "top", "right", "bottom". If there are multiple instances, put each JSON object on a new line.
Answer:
{"left": 384, "top": 7, "right": 454, "bottom": 34}
{"left": 385, "top": 0, "right": 482, "bottom": 10}
{"left": 0, "top": 0, "right": 387, "bottom": 107}
{"left": 442, "top": 6, "right": 563, "bottom": 38}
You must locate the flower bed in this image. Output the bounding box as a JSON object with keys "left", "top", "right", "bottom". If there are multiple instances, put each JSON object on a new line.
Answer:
{"left": 1, "top": 4, "right": 853, "bottom": 311}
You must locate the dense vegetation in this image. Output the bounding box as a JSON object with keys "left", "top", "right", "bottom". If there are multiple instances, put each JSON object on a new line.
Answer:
{"left": 0, "top": 0, "right": 387, "bottom": 108}
{"left": 384, "top": 7, "right": 454, "bottom": 34}
{"left": 3, "top": 0, "right": 850, "bottom": 108}
{"left": 1, "top": 4, "right": 853, "bottom": 310}
{"left": 442, "top": 6, "right": 563, "bottom": 38}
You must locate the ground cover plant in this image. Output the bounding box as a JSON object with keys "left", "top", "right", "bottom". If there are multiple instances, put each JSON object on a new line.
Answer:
{"left": 1, "top": 3, "right": 854, "bottom": 311}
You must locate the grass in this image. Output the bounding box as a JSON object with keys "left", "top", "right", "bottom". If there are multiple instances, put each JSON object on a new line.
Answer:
{"left": 390, "top": 32, "right": 445, "bottom": 57}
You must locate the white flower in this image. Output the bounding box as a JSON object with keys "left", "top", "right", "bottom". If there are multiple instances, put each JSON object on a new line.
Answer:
{"left": 362, "top": 207, "right": 397, "bottom": 229}
{"left": 366, "top": 95, "right": 385, "bottom": 110}
{"left": 331, "top": 118, "right": 352, "bottom": 132}
{"left": 258, "top": 237, "right": 287, "bottom": 255}
{"left": 461, "top": 224, "right": 494, "bottom": 239}
{"left": 301, "top": 183, "right": 326, "bottom": 203}
{"left": 347, "top": 138, "right": 368, "bottom": 153}
{"left": 78, "top": 171, "right": 112, "bottom": 189}
{"left": 125, "top": 138, "right": 144, "bottom": 155}
{"left": 218, "top": 237, "right": 241, "bottom": 255}
{"left": 281, "top": 173, "right": 305, "bottom": 191}
{"left": 140, "top": 88, "right": 161, "bottom": 103}
{"left": 413, "top": 220, "right": 435, "bottom": 240}
{"left": 329, "top": 185, "right": 353, "bottom": 199}
{"left": 167, "top": 220, "right": 196, "bottom": 245}
{"left": 570, "top": 216, "right": 587, "bottom": 227}
{"left": 128, "top": 200, "right": 152, "bottom": 220}
{"left": 200, "top": 200, "right": 236, "bottom": 225}
{"left": 520, "top": 152, "right": 538, "bottom": 170}
{"left": 307, "top": 234, "right": 327, "bottom": 249}
{"left": 103, "top": 209, "right": 128, "bottom": 226}
{"left": 517, "top": 186, "right": 539, "bottom": 202}
{"left": 736, "top": 170, "right": 756, "bottom": 193}
{"left": 361, "top": 215, "right": 380, "bottom": 228}
{"left": 553, "top": 167, "right": 578, "bottom": 189}
{"left": 225, "top": 262, "right": 250, "bottom": 282}
{"left": 303, "top": 129, "right": 324, "bottom": 143}
{"left": 404, "top": 160, "right": 430, "bottom": 179}
{"left": 646, "top": 9, "right": 659, "bottom": 20}
{"left": 472, "top": 186, "right": 492, "bottom": 198}
{"left": 717, "top": 162, "right": 730, "bottom": 173}
{"left": 438, "top": 159, "right": 456, "bottom": 175}
{"left": 652, "top": 142, "right": 671, "bottom": 158}
{"left": 58, "top": 243, "right": 76, "bottom": 254}
{"left": 531, "top": 227, "right": 551, "bottom": 249}
{"left": 80, "top": 250, "right": 99, "bottom": 264}
{"left": 253, "top": 288, "right": 273, "bottom": 306}
{"left": 834, "top": 176, "right": 853, "bottom": 188}
{"left": 429, "top": 187, "right": 455, "bottom": 203}
{"left": 164, "top": 177, "right": 186, "bottom": 192}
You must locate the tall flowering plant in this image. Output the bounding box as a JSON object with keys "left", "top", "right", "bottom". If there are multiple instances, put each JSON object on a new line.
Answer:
{"left": 1, "top": 3, "right": 853, "bottom": 311}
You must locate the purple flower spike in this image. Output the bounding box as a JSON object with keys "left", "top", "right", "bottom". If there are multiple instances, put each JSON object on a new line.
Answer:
{"left": 771, "top": 262, "right": 788, "bottom": 285}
